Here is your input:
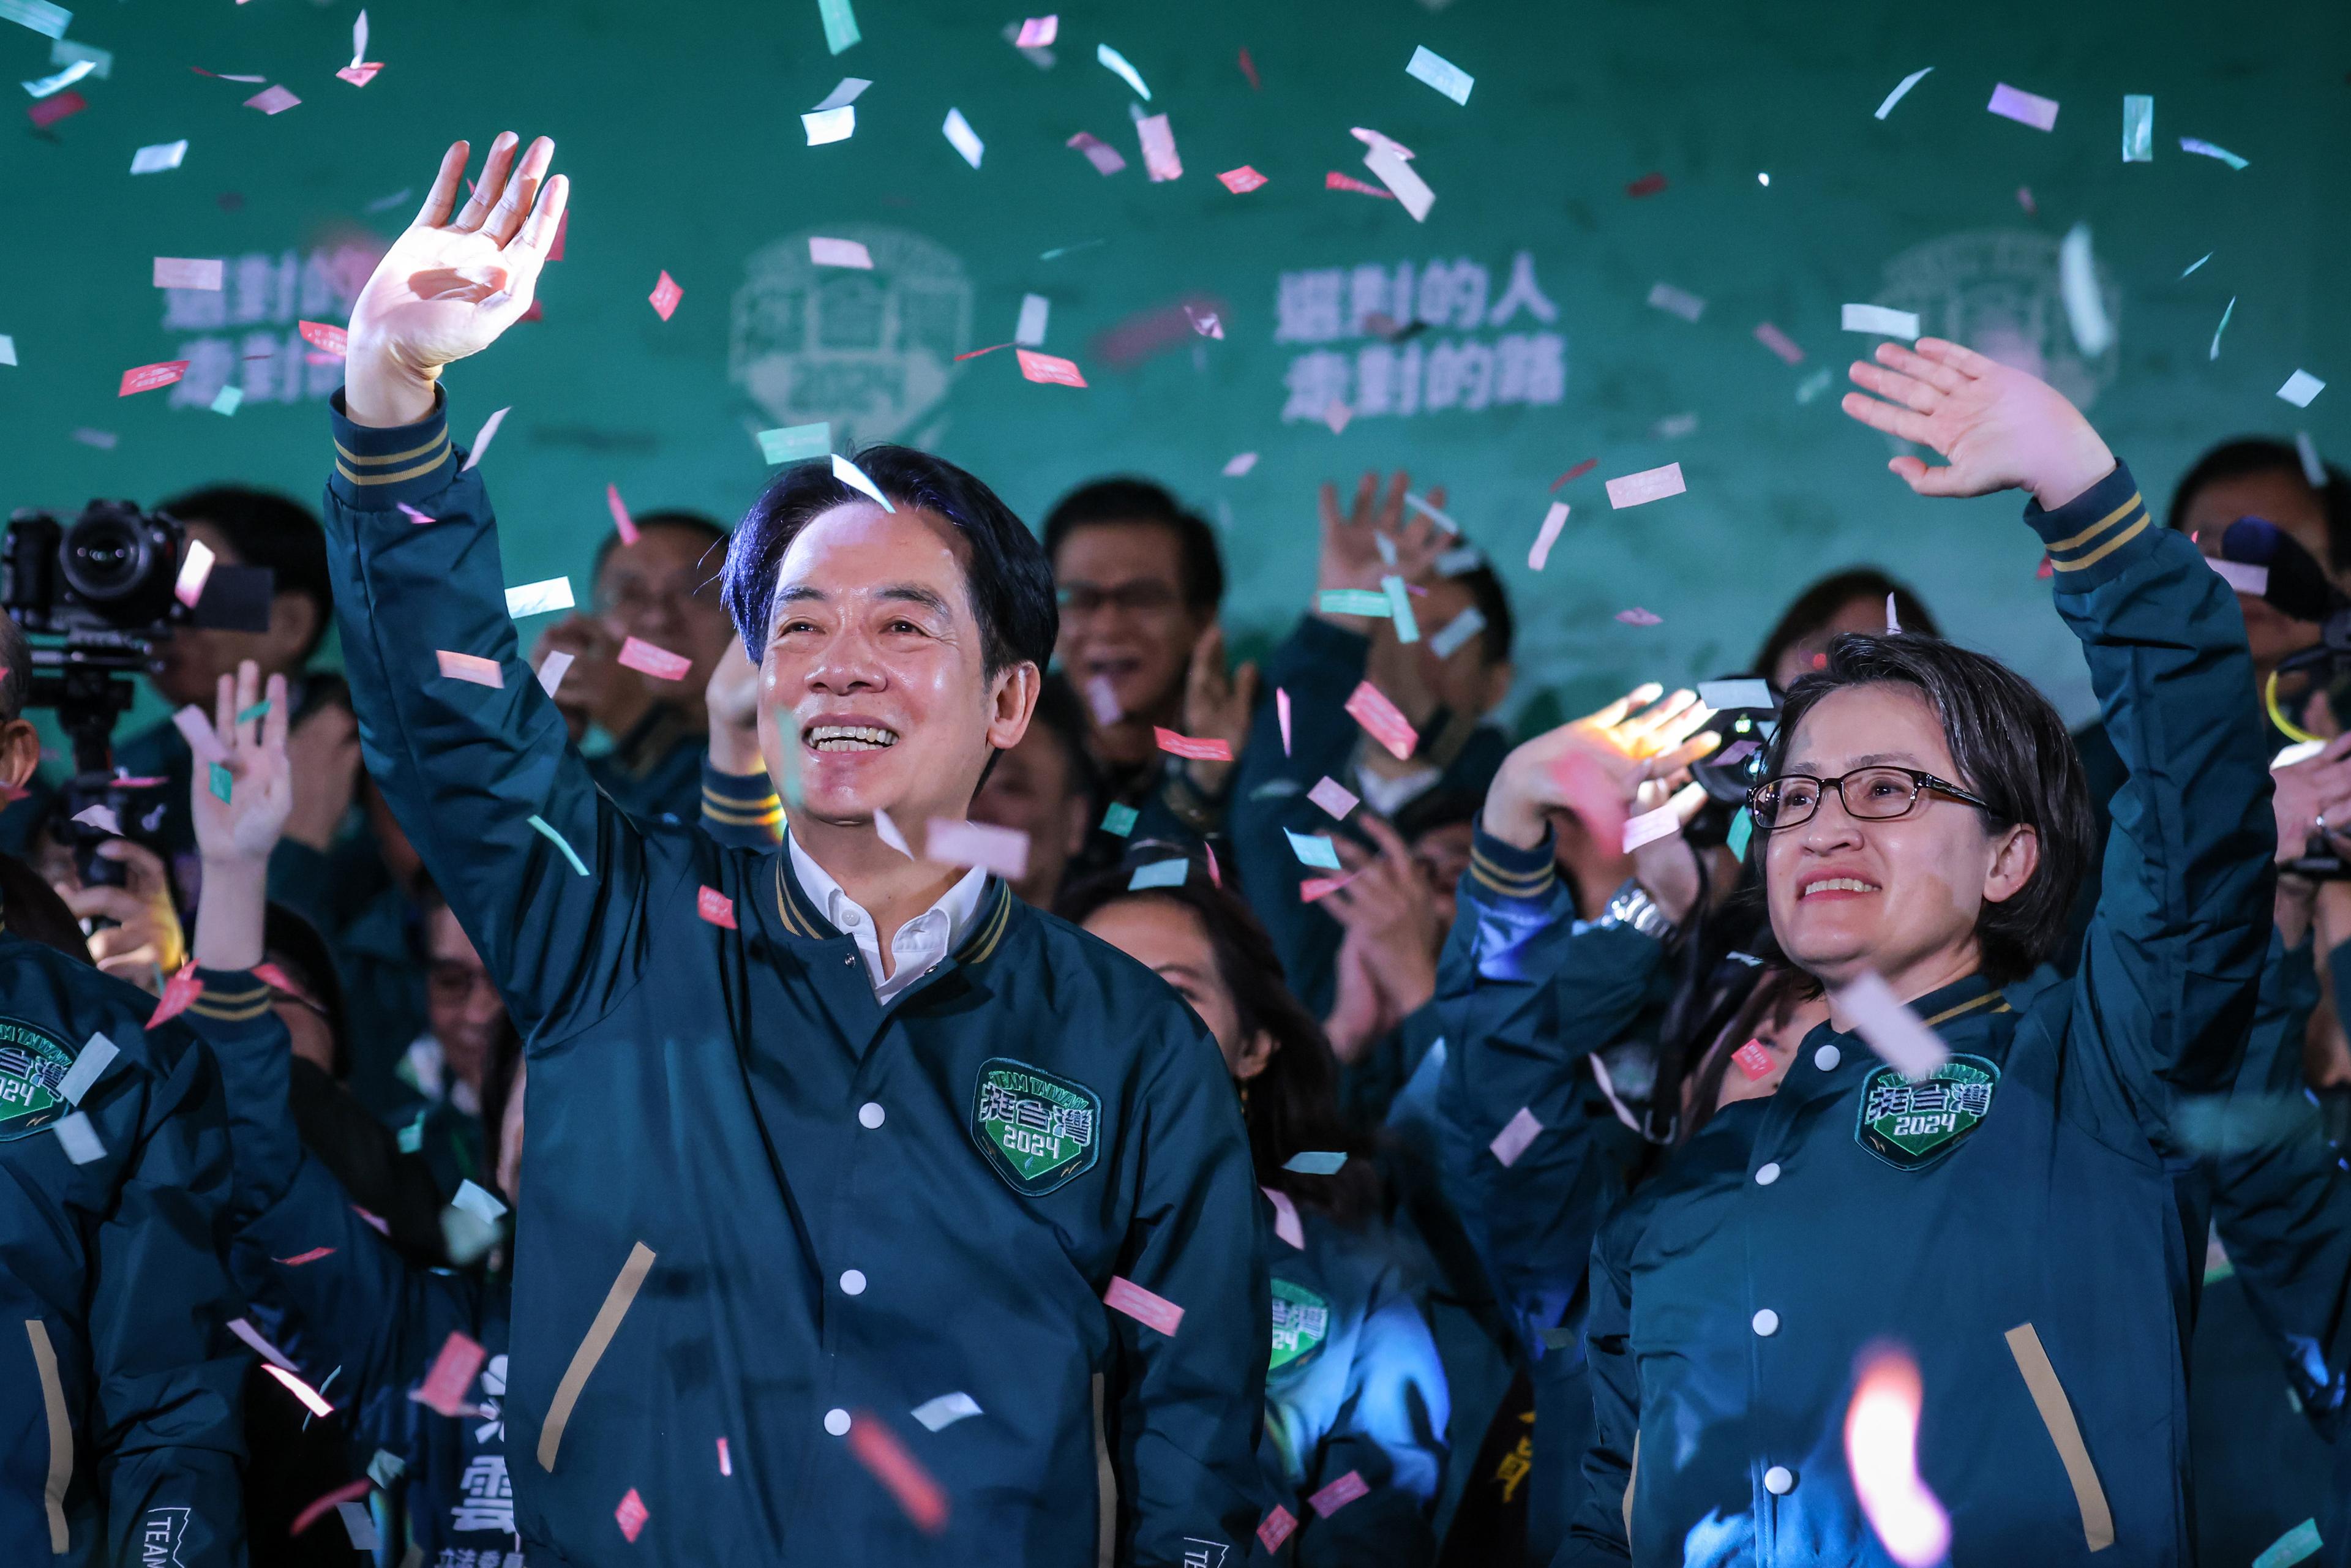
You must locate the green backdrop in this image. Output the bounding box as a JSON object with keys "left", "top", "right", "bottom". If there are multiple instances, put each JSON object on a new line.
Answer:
{"left": 4, "top": 0, "right": 2346, "bottom": 742}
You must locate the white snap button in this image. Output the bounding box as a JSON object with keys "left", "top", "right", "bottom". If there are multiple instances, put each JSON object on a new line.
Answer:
{"left": 1755, "top": 1162, "right": 1781, "bottom": 1185}
{"left": 858, "top": 1101, "right": 885, "bottom": 1129}
{"left": 824, "top": 1408, "right": 852, "bottom": 1436}
{"left": 1764, "top": 1464, "right": 1793, "bottom": 1495}
{"left": 1813, "top": 1044, "right": 1842, "bottom": 1071}
{"left": 841, "top": 1269, "right": 866, "bottom": 1296}
{"left": 1752, "top": 1308, "right": 1780, "bottom": 1337}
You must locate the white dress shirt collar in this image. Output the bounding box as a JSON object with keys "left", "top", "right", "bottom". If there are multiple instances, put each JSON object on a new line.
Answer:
{"left": 787, "top": 830, "right": 991, "bottom": 1004}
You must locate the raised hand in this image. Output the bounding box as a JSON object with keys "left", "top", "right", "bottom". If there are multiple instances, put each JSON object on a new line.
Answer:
{"left": 706, "top": 639, "right": 765, "bottom": 777}
{"left": 1840, "top": 338, "right": 2115, "bottom": 510}
{"left": 1319, "top": 815, "right": 1441, "bottom": 1024}
{"left": 192, "top": 661, "right": 293, "bottom": 864}
{"left": 1178, "top": 624, "right": 1258, "bottom": 793}
{"left": 1314, "top": 471, "right": 1449, "bottom": 615}
{"left": 58, "top": 841, "right": 184, "bottom": 991}
{"left": 345, "top": 133, "right": 570, "bottom": 427}
{"left": 1483, "top": 685, "right": 1719, "bottom": 850}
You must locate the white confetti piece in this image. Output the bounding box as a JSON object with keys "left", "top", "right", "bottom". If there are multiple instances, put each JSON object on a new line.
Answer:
{"left": 924, "top": 818, "right": 1029, "bottom": 879}
{"left": 1698, "top": 678, "right": 1772, "bottom": 711}
{"left": 48, "top": 39, "right": 109, "bottom": 78}
{"left": 1363, "top": 143, "right": 1433, "bottom": 221}
{"left": 70, "top": 804, "right": 118, "bottom": 835}
{"left": 1489, "top": 1106, "right": 1542, "bottom": 1167}
{"left": 1873, "top": 66, "right": 1932, "bottom": 120}
{"left": 942, "top": 108, "right": 983, "bottom": 168}
{"left": 1401, "top": 492, "right": 1456, "bottom": 531}
{"left": 174, "top": 538, "right": 216, "bottom": 609}
{"left": 1404, "top": 45, "right": 1473, "bottom": 105}
{"left": 1136, "top": 113, "right": 1180, "bottom": 181}
{"left": 1264, "top": 1185, "right": 1305, "bottom": 1249}
{"left": 2279, "top": 370, "right": 2327, "bottom": 409}
{"left": 53, "top": 1111, "right": 104, "bottom": 1165}
{"left": 803, "top": 106, "right": 855, "bottom": 144}
{"left": 811, "top": 75, "right": 868, "bottom": 111}
{"left": 154, "top": 257, "right": 223, "bottom": 290}
{"left": 809, "top": 236, "right": 874, "bottom": 269}
{"left": 1014, "top": 293, "right": 1049, "bottom": 347}
{"left": 1528, "top": 502, "right": 1570, "bottom": 571}
{"left": 1014, "top": 16, "right": 1056, "bottom": 47}
{"left": 2208, "top": 558, "right": 2270, "bottom": 596}
{"left": 130, "top": 140, "right": 188, "bottom": 175}
{"left": 56, "top": 1033, "right": 118, "bottom": 1105}
{"left": 21, "top": 55, "right": 91, "bottom": 97}
{"left": 1, "top": 0, "right": 70, "bottom": 40}
{"left": 1428, "top": 606, "right": 1487, "bottom": 660}
{"left": 337, "top": 1501, "right": 379, "bottom": 1551}
{"left": 504, "top": 577, "right": 575, "bottom": 618}
{"left": 0, "top": 335, "right": 13, "bottom": 367}
{"left": 1647, "top": 282, "right": 1705, "bottom": 323}
{"left": 2210, "top": 297, "right": 2236, "bottom": 361}
{"left": 1842, "top": 303, "right": 1920, "bottom": 339}
{"left": 874, "top": 808, "right": 913, "bottom": 858}
{"left": 759, "top": 422, "right": 830, "bottom": 464}
{"left": 1605, "top": 463, "right": 1685, "bottom": 509}
{"left": 2296, "top": 432, "right": 2326, "bottom": 490}
{"left": 461, "top": 405, "right": 509, "bottom": 471}
{"left": 1221, "top": 451, "right": 1258, "bottom": 478}
{"left": 912, "top": 1392, "right": 983, "bottom": 1432}
{"left": 243, "top": 84, "right": 299, "bottom": 115}
{"left": 1097, "top": 42, "right": 1149, "bottom": 100}
{"left": 451, "top": 1177, "right": 507, "bottom": 1223}
{"left": 1834, "top": 971, "right": 1950, "bottom": 1078}
{"left": 2058, "top": 223, "right": 2113, "bottom": 357}
{"left": 831, "top": 452, "right": 896, "bottom": 511}
{"left": 536, "top": 649, "right": 574, "bottom": 697}
{"left": 2180, "top": 137, "right": 2249, "bottom": 170}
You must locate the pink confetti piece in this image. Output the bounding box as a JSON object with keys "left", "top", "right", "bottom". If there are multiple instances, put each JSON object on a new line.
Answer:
{"left": 1322, "top": 400, "right": 1354, "bottom": 434}
{"left": 697, "top": 886, "right": 738, "bottom": 928}
{"left": 1308, "top": 1469, "right": 1370, "bottom": 1517}
{"left": 1344, "top": 681, "right": 1417, "bottom": 761}
{"left": 1551, "top": 458, "right": 1599, "bottom": 490}
{"left": 1259, "top": 1507, "right": 1299, "bottom": 1551}
{"left": 1153, "top": 726, "right": 1231, "bottom": 762}
{"left": 436, "top": 650, "right": 504, "bottom": 688}
{"left": 1183, "top": 304, "right": 1224, "bottom": 339}
{"left": 1528, "top": 502, "right": 1570, "bottom": 571}
{"left": 847, "top": 1414, "right": 950, "bottom": 1534}
{"left": 461, "top": 406, "right": 511, "bottom": 471}
{"left": 718, "top": 1437, "right": 732, "bottom": 1476}
{"left": 1326, "top": 170, "right": 1395, "bottom": 198}
{"left": 290, "top": 1479, "right": 371, "bottom": 1537}
{"left": 119, "top": 359, "right": 190, "bottom": 396}
{"left": 1614, "top": 607, "right": 1662, "bottom": 626}
{"left": 1218, "top": 165, "right": 1267, "bottom": 193}
{"left": 1753, "top": 322, "right": 1805, "bottom": 365}
{"left": 244, "top": 84, "right": 301, "bottom": 115}
{"left": 352, "top": 1206, "right": 389, "bottom": 1236}
{"left": 809, "top": 236, "right": 875, "bottom": 269}
{"left": 1277, "top": 688, "right": 1292, "bottom": 754}
{"left": 1625, "top": 171, "right": 1668, "bottom": 197}
{"left": 1732, "top": 1040, "right": 1776, "bottom": 1081}
{"left": 1016, "top": 349, "right": 1087, "bottom": 387}
{"left": 618, "top": 636, "right": 692, "bottom": 681}
{"left": 1621, "top": 801, "right": 1684, "bottom": 853}
{"left": 1136, "top": 113, "right": 1182, "bottom": 181}
{"left": 1262, "top": 1185, "right": 1305, "bottom": 1250}
{"left": 648, "top": 271, "right": 682, "bottom": 321}
{"left": 147, "top": 966, "right": 203, "bottom": 1028}
{"left": 606, "top": 484, "right": 639, "bottom": 546}
{"left": 615, "top": 1488, "right": 649, "bottom": 1544}
{"left": 1015, "top": 14, "right": 1057, "bottom": 46}
{"left": 1489, "top": 1106, "right": 1542, "bottom": 1166}
{"left": 1307, "top": 776, "right": 1359, "bottom": 821}
{"left": 175, "top": 538, "right": 216, "bottom": 608}
{"left": 1605, "top": 462, "right": 1686, "bottom": 509}
{"left": 1067, "top": 131, "right": 1127, "bottom": 176}
{"left": 953, "top": 343, "right": 1013, "bottom": 362}
{"left": 1832, "top": 972, "right": 1950, "bottom": 1077}
{"left": 1237, "top": 47, "right": 1260, "bottom": 90}
{"left": 411, "top": 1331, "right": 487, "bottom": 1417}
{"left": 1103, "top": 1275, "right": 1184, "bottom": 1336}
{"left": 298, "top": 320, "right": 347, "bottom": 357}
{"left": 2015, "top": 185, "right": 2036, "bottom": 215}
{"left": 1084, "top": 674, "right": 1122, "bottom": 727}
{"left": 336, "top": 63, "right": 382, "bottom": 87}
{"left": 399, "top": 503, "right": 435, "bottom": 524}
{"left": 273, "top": 1247, "right": 336, "bottom": 1266}
{"left": 1204, "top": 842, "right": 1221, "bottom": 888}
{"left": 1300, "top": 872, "right": 1359, "bottom": 903}
{"left": 229, "top": 1315, "right": 300, "bottom": 1371}
{"left": 924, "top": 817, "right": 1030, "bottom": 879}
{"left": 171, "top": 705, "right": 226, "bottom": 765}
{"left": 28, "top": 90, "right": 85, "bottom": 128}
{"left": 1986, "top": 81, "right": 2059, "bottom": 132}
{"left": 154, "top": 257, "right": 223, "bottom": 290}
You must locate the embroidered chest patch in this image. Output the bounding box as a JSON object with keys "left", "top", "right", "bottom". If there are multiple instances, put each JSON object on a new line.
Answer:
{"left": 1855, "top": 1052, "right": 2000, "bottom": 1171}
{"left": 970, "top": 1058, "right": 1101, "bottom": 1196}
{"left": 1269, "top": 1278, "right": 1332, "bottom": 1373}
{"left": 0, "top": 1017, "right": 77, "bottom": 1142}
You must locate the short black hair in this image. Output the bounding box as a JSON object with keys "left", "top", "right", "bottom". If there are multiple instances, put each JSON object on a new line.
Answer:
{"left": 1043, "top": 478, "right": 1224, "bottom": 614}
{"left": 1445, "top": 558, "right": 1515, "bottom": 666}
{"left": 1753, "top": 568, "right": 1941, "bottom": 686}
{"left": 593, "top": 509, "right": 730, "bottom": 581}
{"left": 1027, "top": 672, "right": 1101, "bottom": 806}
{"left": 1763, "top": 632, "right": 2092, "bottom": 986}
{"left": 157, "top": 486, "right": 333, "bottom": 661}
{"left": 264, "top": 902, "right": 351, "bottom": 1081}
{"left": 0, "top": 612, "right": 28, "bottom": 724}
{"left": 722, "top": 446, "right": 1057, "bottom": 678}
{"left": 2168, "top": 438, "right": 2351, "bottom": 572}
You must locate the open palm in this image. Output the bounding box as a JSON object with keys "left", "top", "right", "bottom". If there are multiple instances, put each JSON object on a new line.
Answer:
{"left": 1840, "top": 338, "right": 2113, "bottom": 506}
{"left": 350, "top": 133, "right": 569, "bottom": 382}
{"left": 189, "top": 662, "right": 292, "bottom": 861}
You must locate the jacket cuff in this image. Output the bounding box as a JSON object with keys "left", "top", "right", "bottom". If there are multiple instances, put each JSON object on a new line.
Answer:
{"left": 328, "top": 386, "right": 459, "bottom": 510}
{"left": 2026, "top": 460, "right": 2151, "bottom": 590}
{"left": 1466, "top": 824, "right": 1558, "bottom": 904}
{"left": 188, "top": 968, "right": 274, "bottom": 1023}
{"left": 702, "top": 759, "right": 785, "bottom": 838}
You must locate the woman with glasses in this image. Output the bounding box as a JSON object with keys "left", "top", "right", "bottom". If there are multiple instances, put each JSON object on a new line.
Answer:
{"left": 1060, "top": 853, "right": 1450, "bottom": 1566}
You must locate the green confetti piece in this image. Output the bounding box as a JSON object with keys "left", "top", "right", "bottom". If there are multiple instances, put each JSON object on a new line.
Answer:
{"left": 0, "top": 0, "right": 73, "bottom": 41}
{"left": 526, "top": 813, "right": 591, "bottom": 877}
{"left": 1101, "top": 803, "right": 1139, "bottom": 838}
{"left": 1727, "top": 806, "right": 1755, "bottom": 861}
{"left": 1127, "top": 858, "right": 1188, "bottom": 891}
{"left": 209, "top": 385, "right": 244, "bottom": 416}
{"left": 2180, "top": 252, "right": 2211, "bottom": 277}
{"left": 1317, "top": 589, "right": 1391, "bottom": 617}
{"left": 1282, "top": 1150, "right": 1348, "bottom": 1174}
{"left": 2252, "top": 1520, "right": 2322, "bottom": 1568}
{"left": 1383, "top": 574, "right": 1420, "bottom": 643}
{"left": 397, "top": 1110, "right": 425, "bottom": 1154}
{"left": 236, "top": 699, "right": 271, "bottom": 725}
{"left": 758, "top": 421, "right": 830, "bottom": 464}
{"left": 817, "top": 0, "right": 859, "bottom": 54}
{"left": 2120, "top": 95, "right": 2153, "bottom": 162}
{"left": 1040, "top": 239, "right": 1106, "bottom": 261}
{"left": 208, "top": 762, "right": 232, "bottom": 803}
{"left": 2210, "top": 295, "right": 2236, "bottom": 361}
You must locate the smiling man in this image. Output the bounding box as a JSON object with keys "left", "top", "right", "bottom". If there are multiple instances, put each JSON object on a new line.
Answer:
{"left": 319, "top": 132, "right": 1269, "bottom": 1567}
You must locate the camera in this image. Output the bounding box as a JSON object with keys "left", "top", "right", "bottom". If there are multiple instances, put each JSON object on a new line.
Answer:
{"left": 2215, "top": 516, "right": 2351, "bottom": 880}
{"left": 1682, "top": 677, "right": 1779, "bottom": 848}
{"left": 2, "top": 501, "right": 274, "bottom": 885}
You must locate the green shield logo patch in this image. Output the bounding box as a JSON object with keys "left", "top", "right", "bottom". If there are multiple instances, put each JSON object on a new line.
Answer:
{"left": 0, "top": 1017, "right": 77, "bottom": 1142}
{"left": 970, "top": 1058, "right": 1101, "bottom": 1196}
{"left": 1855, "top": 1052, "right": 2000, "bottom": 1171}
{"left": 1268, "top": 1278, "right": 1332, "bottom": 1373}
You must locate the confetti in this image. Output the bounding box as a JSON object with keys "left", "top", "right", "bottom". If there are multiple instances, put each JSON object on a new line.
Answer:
{"left": 20, "top": 56, "right": 89, "bottom": 97}
{"left": 1284, "top": 828, "right": 1341, "bottom": 869}
{"left": 2210, "top": 296, "right": 2236, "bottom": 361}
{"left": 1402, "top": 491, "right": 1457, "bottom": 531}
{"left": 48, "top": 39, "right": 107, "bottom": 77}
{"left": 1845, "top": 1346, "right": 1950, "bottom": 1568}
{"left": 1014, "top": 294, "right": 1050, "bottom": 347}
{"left": 1204, "top": 842, "right": 1221, "bottom": 888}
{"left": 1842, "top": 303, "right": 1919, "bottom": 339}
{"left": 1364, "top": 144, "right": 1433, "bottom": 221}
{"left": 1615, "top": 607, "right": 1663, "bottom": 626}
{"left": 1262, "top": 1185, "right": 1305, "bottom": 1248}
{"left": 2251, "top": 1520, "right": 2324, "bottom": 1568}
{"left": 148, "top": 965, "right": 203, "bottom": 1028}
{"left": 1127, "top": 859, "right": 1189, "bottom": 890}
{"left": 1326, "top": 171, "right": 1394, "bottom": 199}
{"left": 648, "top": 271, "right": 683, "bottom": 321}
{"left": 536, "top": 650, "right": 573, "bottom": 696}
{"left": 290, "top": 1480, "right": 372, "bottom": 1538}
{"left": 2015, "top": 186, "right": 2036, "bottom": 216}
{"left": 462, "top": 405, "right": 511, "bottom": 470}
{"left": 130, "top": 140, "right": 188, "bottom": 174}
{"left": 942, "top": 108, "right": 984, "bottom": 168}
{"left": 1308, "top": 1470, "right": 1370, "bottom": 1517}
{"left": 70, "top": 803, "right": 118, "bottom": 835}
{"left": 1382, "top": 574, "right": 1419, "bottom": 642}
{"left": 25, "top": 87, "right": 80, "bottom": 125}
{"left": 599, "top": 484, "right": 640, "bottom": 548}
{"left": 208, "top": 761, "right": 232, "bottom": 803}
{"left": 1605, "top": 462, "right": 1686, "bottom": 509}
{"left": 1528, "top": 501, "right": 1570, "bottom": 571}
{"left": 527, "top": 814, "right": 591, "bottom": 877}
{"left": 1094, "top": 803, "right": 1138, "bottom": 841}
{"left": 1434, "top": 544, "right": 1483, "bottom": 576}
{"left": 1153, "top": 727, "right": 1231, "bottom": 762}
{"left": 1259, "top": 1507, "right": 1299, "bottom": 1553}
{"left": 1299, "top": 871, "right": 1359, "bottom": 903}
{"left": 151, "top": 257, "right": 224, "bottom": 292}
{"left": 452, "top": 1178, "right": 506, "bottom": 1223}
{"left": 1423, "top": 606, "right": 1488, "bottom": 663}
{"left": 119, "top": 359, "right": 190, "bottom": 396}
{"left": 912, "top": 1391, "right": 983, "bottom": 1432}
{"left": 337, "top": 63, "right": 381, "bottom": 88}
{"left": 1084, "top": 673, "right": 1121, "bottom": 726}
{"left": 717, "top": 1437, "right": 732, "bottom": 1475}
{"left": 1551, "top": 458, "right": 1598, "bottom": 490}
{"left": 688, "top": 884, "right": 740, "bottom": 930}
{"left": 1488, "top": 1106, "right": 1542, "bottom": 1166}
{"left": 1873, "top": 66, "right": 1932, "bottom": 119}
{"left": 1733, "top": 1040, "right": 1776, "bottom": 1081}
{"left": 809, "top": 236, "right": 874, "bottom": 270}
{"left": 2181, "top": 253, "right": 2211, "bottom": 277}
{"left": 504, "top": 577, "right": 574, "bottom": 618}
{"left": 1345, "top": 681, "right": 1417, "bottom": 760}
{"left": 817, "top": 0, "right": 859, "bottom": 53}
{"left": 244, "top": 84, "right": 300, "bottom": 115}
{"left": 229, "top": 1315, "right": 301, "bottom": 1371}
{"left": 760, "top": 422, "right": 830, "bottom": 463}
{"left": 924, "top": 817, "right": 1029, "bottom": 879}
{"left": 429, "top": 650, "right": 505, "bottom": 691}
{"left": 872, "top": 808, "right": 913, "bottom": 859}
{"left": 1307, "top": 776, "right": 1359, "bottom": 820}
{"left": 1066, "top": 132, "right": 1126, "bottom": 175}
{"left": 1217, "top": 165, "right": 1267, "bottom": 194}
{"left": 2208, "top": 558, "right": 2268, "bottom": 596}
{"left": 1136, "top": 113, "right": 1180, "bottom": 182}
{"left": 1833, "top": 971, "right": 1949, "bottom": 1076}
{"left": 1221, "top": 451, "right": 1257, "bottom": 478}
{"left": 336, "top": 1502, "right": 378, "bottom": 1551}
{"left": 618, "top": 636, "right": 692, "bottom": 681}
{"left": 1182, "top": 304, "right": 1223, "bottom": 339}
{"left": 298, "top": 320, "right": 347, "bottom": 358}
{"left": 1103, "top": 1275, "right": 1183, "bottom": 1336}
{"left": 260, "top": 1362, "right": 333, "bottom": 1417}
{"left": 1318, "top": 590, "right": 1389, "bottom": 618}
{"left": 1754, "top": 322, "right": 1805, "bottom": 365}
{"left": 1, "top": 0, "right": 69, "bottom": 39}
{"left": 1097, "top": 42, "right": 1150, "bottom": 100}
{"left": 1237, "top": 45, "right": 1260, "bottom": 89}
{"left": 1652, "top": 413, "right": 1698, "bottom": 440}
{"left": 1283, "top": 1150, "right": 1348, "bottom": 1175}
{"left": 1277, "top": 688, "right": 1292, "bottom": 754}
{"left": 274, "top": 1247, "right": 336, "bottom": 1266}
{"left": 831, "top": 452, "right": 896, "bottom": 511}
{"left": 804, "top": 105, "right": 855, "bottom": 144}
{"left": 1014, "top": 15, "right": 1056, "bottom": 46}
{"left": 1404, "top": 44, "right": 1473, "bottom": 104}
{"left": 53, "top": 1032, "right": 115, "bottom": 1105}
{"left": 1622, "top": 801, "right": 1684, "bottom": 853}
{"left": 1647, "top": 282, "right": 1705, "bottom": 323}
{"left": 173, "top": 537, "right": 216, "bottom": 609}
{"left": 1625, "top": 171, "right": 1667, "bottom": 198}
{"left": 1986, "top": 82, "right": 2058, "bottom": 132}
{"left": 846, "top": 1414, "right": 948, "bottom": 1534}
{"left": 1016, "top": 350, "right": 1087, "bottom": 387}
{"left": 2180, "top": 137, "right": 2249, "bottom": 170}
{"left": 615, "top": 1488, "right": 650, "bottom": 1544}
{"left": 1698, "top": 678, "right": 1772, "bottom": 710}
{"left": 2279, "top": 370, "right": 2326, "bottom": 408}
{"left": 2058, "top": 224, "right": 2113, "bottom": 357}
{"left": 2121, "top": 95, "right": 2153, "bottom": 162}
{"left": 2297, "top": 432, "right": 2327, "bottom": 490}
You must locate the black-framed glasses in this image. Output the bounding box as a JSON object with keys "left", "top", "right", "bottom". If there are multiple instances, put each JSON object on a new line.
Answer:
{"left": 1746, "top": 766, "right": 1999, "bottom": 833}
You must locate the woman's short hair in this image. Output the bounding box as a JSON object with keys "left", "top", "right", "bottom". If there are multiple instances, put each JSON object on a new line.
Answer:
{"left": 1763, "top": 632, "right": 2093, "bottom": 986}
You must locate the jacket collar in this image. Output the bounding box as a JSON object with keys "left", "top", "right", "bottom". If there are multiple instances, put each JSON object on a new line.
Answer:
{"left": 765, "top": 849, "right": 1019, "bottom": 969}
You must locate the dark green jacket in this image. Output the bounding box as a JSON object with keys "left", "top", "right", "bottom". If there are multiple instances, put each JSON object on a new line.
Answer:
{"left": 0, "top": 932, "right": 247, "bottom": 1566}
{"left": 320, "top": 389, "right": 1272, "bottom": 1567}
{"left": 1570, "top": 463, "right": 2273, "bottom": 1565}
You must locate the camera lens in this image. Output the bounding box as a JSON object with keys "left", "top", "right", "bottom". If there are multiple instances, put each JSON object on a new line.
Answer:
{"left": 61, "top": 509, "right": 160, "bottom": 610}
